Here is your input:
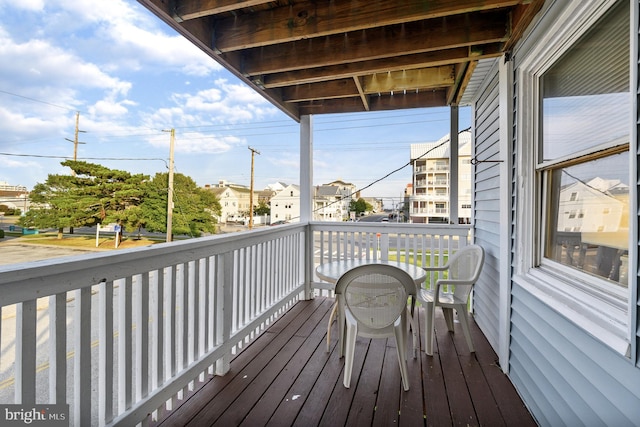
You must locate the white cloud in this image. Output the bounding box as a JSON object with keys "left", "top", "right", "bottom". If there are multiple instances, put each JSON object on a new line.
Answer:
{"left": 0, "top": 0, "right": 44, "bottom": 11}
{"left": 0, "top": 29, "right": 130, "bottom": 97}
{"left": 47, "top": 0, "right": 221, "bottom": 77}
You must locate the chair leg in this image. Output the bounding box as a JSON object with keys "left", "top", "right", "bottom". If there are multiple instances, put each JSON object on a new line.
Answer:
{"left": 326, "top": 302, "right": 338, "bottom": 352}
{"left": 393, "top": 319, "right": 410, "bottom": 391}
{"left": 407, "top": 308, "right": 418, "bottom": 359}
{"left": 343, "top": 312, "right": 357, "bottom": 388}
{"left": 424, "top": 302, "right": 435, "bottom": 356}
{"left": 442, "top": 307, "right": 455, "bottom": 332}
{"left": 456, "top": 305, "right": 475, "bottom": 353}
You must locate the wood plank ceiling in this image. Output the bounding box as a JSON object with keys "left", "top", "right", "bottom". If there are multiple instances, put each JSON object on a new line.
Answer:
{"left": 138, "top": 0, "right": 544, "bottom": 121}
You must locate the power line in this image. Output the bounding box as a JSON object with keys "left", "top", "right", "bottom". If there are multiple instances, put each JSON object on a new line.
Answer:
{"left": 0, "top": 89, "right": 77, "bottom": 112}
{"left": 0, "top": 152, "right": 167, "bottom": 167}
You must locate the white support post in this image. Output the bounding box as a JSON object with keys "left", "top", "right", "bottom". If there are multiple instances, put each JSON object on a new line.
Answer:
{"left": 300, "top": 115, "right": 315, "bottom": 299}
{"left": 300, "top": 115, "right": 313, "bottom": 223}
{"left": 449, "top": 106, "right": 459, "bottom": 224}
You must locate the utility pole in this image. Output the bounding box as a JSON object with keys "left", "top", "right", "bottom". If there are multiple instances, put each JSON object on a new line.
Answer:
{"left": 65, "top": 111, "right": 86, "bottom": 175}
{"left": 163, "top": 129, "right": 176, "bottom": 242}
{"left": 64, "top": 111, "right": 86, "bottom": 235}
{"left": 248, "top": 146, "right": 260, "bottom": 229}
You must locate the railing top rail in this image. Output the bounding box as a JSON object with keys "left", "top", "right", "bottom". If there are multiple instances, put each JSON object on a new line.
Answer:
{"left": 309, "top": 221, "right": 471, "bottom": 235}
{"left": 0, "top": 223, "right": 306, "bottom": 306}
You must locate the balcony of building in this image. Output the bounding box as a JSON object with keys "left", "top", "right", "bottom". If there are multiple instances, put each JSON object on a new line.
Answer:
{"left": 0, "top": 222, "right": 535, "bottom": 426}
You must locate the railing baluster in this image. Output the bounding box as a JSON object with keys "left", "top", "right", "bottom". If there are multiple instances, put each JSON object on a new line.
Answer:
{"left": 15, "top": 300, "right": 36, "bottom": 404}
{"left": 189, "top": 261, "right": 198, "bottom": 364}
{"left": 118, "top": 277, "right": 133, "bottom": 414}
{"left": 138, "top": 274, "right": 150, "bottom": 399}
{"left": 49, "top": 293, "right": 67, "bottom": 405}
{"left": 99, "top": 281, "right": 114, "bottom": 426}
{"left": 198, "top": 259, "right": 206, "bottom": 360}
{"left": 74, "top": 287, "right": 91, "bottom": 425}
{"left": 153, "top": 269, "right": 164, "bottom": 390}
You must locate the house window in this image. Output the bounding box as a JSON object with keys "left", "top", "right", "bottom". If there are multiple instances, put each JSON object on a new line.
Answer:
{"left": 539, "top": 0, "right": 629, "bottom": 289}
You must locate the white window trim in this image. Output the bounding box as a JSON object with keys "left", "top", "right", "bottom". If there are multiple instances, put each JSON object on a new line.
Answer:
{"left": 514, "top": 0, "right": 632, "bottom": 357}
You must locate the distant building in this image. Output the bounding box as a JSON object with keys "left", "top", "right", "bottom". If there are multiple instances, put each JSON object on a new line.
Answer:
{"left": 0, "top": 181, "right": 29, "bottom": 212}
{"left": 270, "top": 184, "right": 300, "bottom": 223}
{"left": 205, "top": 181, "right": 253, "bottom": 223}
{"left": 313, "top": 180, "right": 357, "bottom": 221}
{"left": 409, "top": 130, "right": 472, "bottom": 224}
{"left": 258, "top": 182, "right": 288, "bottom": 205}
{"left": 361, "top": 197, "right": 383, "bottom": 213}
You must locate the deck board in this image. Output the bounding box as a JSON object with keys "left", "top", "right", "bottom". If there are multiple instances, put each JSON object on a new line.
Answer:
{"left": 155, "top": 298, "right": 537, "bottom": 426}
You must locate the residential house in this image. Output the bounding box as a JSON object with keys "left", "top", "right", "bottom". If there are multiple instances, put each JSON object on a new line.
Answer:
{"left": 205, "top": 181, "right": 253, "bottom": 223}
{"left": 258, "top": 182, "right": 288, "bottom": 205}
{"left": 270, "top": 184, "right": 300, "bottom": 223}
{"left": 410, "top": 130, "right": 472, "bottom": 224}
{"left": 313, "top": 180, "right": 357, "bottom": 221}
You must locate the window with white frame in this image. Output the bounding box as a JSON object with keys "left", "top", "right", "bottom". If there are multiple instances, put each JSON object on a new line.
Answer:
{"left": 513, "top": 0, "right": 634, "bottom": 356}
{"left": 538, "top": 1, "right": 629, "bottom": 291}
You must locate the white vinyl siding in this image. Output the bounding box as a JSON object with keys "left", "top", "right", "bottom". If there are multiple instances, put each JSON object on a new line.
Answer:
{"left": 471, "top": 64, "right": 501, "bottom": 353}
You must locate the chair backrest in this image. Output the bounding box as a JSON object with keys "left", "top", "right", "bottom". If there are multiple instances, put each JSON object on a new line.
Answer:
{"left": 445, "top": 245, "right": 485, "bottom": 300}
{"left": 335, "top": 264, "right": 416, "bottom": 330}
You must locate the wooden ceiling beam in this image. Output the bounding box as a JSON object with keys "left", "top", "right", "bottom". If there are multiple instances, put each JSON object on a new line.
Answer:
{"left": 212, "top": 0, "right": 521, "bottom": 52}
{"left": 238, "top": 12, "right": 509, "bottom": 76}
{"left": 363, "top": 66, "right": 455, "bottom": 94}
{"left": 353, "top": 77, "right": 370, "bottom": 111}
{"left": 263, "top": 44, "right": 503, "bottom": 88}
{"left": 173, "top": 0, "right": 272, "bottom": 22}
{"left": 282, "top": 79, "right": 359, "bottom": 102}
{"left": 297, "top": 90, "right": 448, "bottom": 115}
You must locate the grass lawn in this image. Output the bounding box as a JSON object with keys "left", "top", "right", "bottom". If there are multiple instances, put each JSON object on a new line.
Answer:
{"left": 17, "top": 233, "right": 158, "bottom": 249}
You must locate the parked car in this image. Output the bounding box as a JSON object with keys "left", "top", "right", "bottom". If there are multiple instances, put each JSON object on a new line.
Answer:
{"left": 270, "top": 220, "right": 287, "bottom": 226}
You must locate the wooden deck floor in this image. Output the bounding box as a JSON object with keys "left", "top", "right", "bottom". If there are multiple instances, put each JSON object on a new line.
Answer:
{"left": 156, "top": 297, "right": 536, "bottom": 427}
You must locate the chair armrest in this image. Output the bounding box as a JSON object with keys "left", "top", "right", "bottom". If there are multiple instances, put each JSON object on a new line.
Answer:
{"left": 434, "top": 280, "right": 474, "bottom": 303}
{"left": 422, "top": 265, "right": 448, "bottom": 272}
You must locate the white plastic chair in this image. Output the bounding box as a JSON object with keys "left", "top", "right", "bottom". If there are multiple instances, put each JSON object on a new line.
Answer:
{"left": 418, "top": 244, "right": 484, "bottom": 356}
{"left": 335, "top": 264, "right": 416, "bottom": 391}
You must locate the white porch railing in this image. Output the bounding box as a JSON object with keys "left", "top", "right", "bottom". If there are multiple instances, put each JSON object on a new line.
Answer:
{"left": 309, "top": 221, "right": 471, "bottom": 294}
{"left": 0, "top": 222, "right": 471, "bottom": 426}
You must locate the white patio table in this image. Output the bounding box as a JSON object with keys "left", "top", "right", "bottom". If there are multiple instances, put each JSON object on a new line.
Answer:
{"left": 315, "top": 259, "right": 426, "bottom": 354}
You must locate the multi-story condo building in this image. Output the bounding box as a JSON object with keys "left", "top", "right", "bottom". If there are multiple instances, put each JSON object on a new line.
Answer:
{"left": 409, "top": 130, "right": 472, "bottom": 224}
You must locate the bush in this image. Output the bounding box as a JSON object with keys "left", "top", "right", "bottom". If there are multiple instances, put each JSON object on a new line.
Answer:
{"left": 0, "top": 229, "right": 4, "bottom": 238}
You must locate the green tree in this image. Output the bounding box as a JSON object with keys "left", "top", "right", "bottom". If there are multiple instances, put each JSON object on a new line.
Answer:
{"left": 254, "top": 200, "right": 270, "bottom": 216}
{"left": 349, "top": 198, "right": 369, "bottom": 215}
{"left": 140, "top": 172, "right": 222, "bottom": 237}
{"left": 19, "top": 161, "right": 147, "bottom": 238}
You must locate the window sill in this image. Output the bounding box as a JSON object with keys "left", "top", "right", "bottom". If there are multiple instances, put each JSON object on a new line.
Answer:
{"left": 513, "top": 270, "right": 631, "bottom": 358}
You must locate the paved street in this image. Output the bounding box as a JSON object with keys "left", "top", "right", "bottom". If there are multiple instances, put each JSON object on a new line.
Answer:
{"left": 0, "top": 241, "right": 94, "bottom": 266}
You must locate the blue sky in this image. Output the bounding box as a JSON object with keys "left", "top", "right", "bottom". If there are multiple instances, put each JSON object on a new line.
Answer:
{"left": 0, "top": 0, "right": 470, "bottom": 205}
